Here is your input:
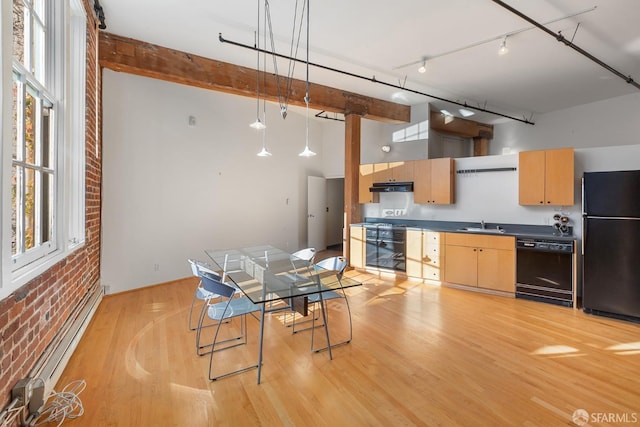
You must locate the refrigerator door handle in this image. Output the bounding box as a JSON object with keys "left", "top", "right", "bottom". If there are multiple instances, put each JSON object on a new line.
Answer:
{"left": 581, "top": 216, "right": 586, "bottom": 256}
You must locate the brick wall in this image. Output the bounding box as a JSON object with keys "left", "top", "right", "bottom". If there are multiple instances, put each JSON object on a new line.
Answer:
{"left": 0, "top": 0, "right": 101, "bottom": 409}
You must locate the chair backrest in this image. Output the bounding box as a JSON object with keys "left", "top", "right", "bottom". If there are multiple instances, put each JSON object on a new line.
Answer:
{"left": 291, "top": 248, "right": 316, "bottom": 263}
{"left": 200, "top": 272, "right": 236, "bottom": 298}
{"left": 188, "top": 259, "right": 219, "bottom": 278}
{"left": 314, "top": 256, "right": 347, "bottom": 279}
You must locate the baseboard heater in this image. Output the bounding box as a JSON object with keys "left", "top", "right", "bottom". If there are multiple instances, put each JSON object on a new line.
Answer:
{"left": 30, "top": 281, "right": 103, "bottom": 395}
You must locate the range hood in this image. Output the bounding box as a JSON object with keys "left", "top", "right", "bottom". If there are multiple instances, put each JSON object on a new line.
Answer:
{"left": 369, "top": 182, "right": 414, "bottom": 193}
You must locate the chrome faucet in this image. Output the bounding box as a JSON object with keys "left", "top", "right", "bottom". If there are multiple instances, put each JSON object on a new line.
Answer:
{"left": 481, "top": 220, "right": 486, "bottom": 229}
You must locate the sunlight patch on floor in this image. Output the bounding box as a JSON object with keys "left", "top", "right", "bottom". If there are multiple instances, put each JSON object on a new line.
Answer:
{"left": 531, "top": 344, "right": 579, "bottom": 356}
{"left": 606, "top": 341, "right": 640, "bottom": 355}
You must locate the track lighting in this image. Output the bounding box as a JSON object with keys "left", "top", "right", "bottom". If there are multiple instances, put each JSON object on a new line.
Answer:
{"left": 418, "top": 60, "right": 427, "bottom": 74}
{"left": 498, "top": 36, "right": 509, "bottom": 55}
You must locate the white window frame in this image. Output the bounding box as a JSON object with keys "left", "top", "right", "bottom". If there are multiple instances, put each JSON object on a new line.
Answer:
{"left": 0, "top": 0, "right": 86, "bottom": 298}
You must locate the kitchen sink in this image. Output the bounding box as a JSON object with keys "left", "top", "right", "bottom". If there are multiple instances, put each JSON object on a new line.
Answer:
{"left": 457, "top": 227, "right": 506, "bottom": 234}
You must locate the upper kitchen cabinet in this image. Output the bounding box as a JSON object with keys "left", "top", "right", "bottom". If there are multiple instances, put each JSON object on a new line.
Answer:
{"left": 413, "top": 158, "right": 455, "bottom": 204}
{"left": 519, "top": 148, "right": 574, "bottom": 206}
{"left": 359, "top": 163, "right": 378, "bottom": 204}
{"left": 373, "top": 161, "right": 414, "bottom": 183}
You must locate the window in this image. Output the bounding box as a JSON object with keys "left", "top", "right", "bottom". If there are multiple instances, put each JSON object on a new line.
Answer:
{"left": 1, "top": 0, "right": 86, "bottom": 293}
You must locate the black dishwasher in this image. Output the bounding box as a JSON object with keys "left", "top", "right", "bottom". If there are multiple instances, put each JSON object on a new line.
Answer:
{"left": 515, "top": 238, "right": 575, "bottom": 307}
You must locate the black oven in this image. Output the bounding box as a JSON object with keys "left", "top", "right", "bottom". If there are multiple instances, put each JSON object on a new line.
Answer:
{"left": 516, "top": 238, "right": 574, "bottom": 307}
{"left": 365, "top": 224, "right": 407, "bottom": 271}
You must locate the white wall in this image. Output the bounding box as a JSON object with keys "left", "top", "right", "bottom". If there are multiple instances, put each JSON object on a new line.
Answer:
{"left": 101, "top": 70, "right": 640, "bottom": 293}
{"left": 492, "top": 91, "right": 640, "bottom": 154}
{"left": 101, "top": 71, "right": 326, "bottom": 293}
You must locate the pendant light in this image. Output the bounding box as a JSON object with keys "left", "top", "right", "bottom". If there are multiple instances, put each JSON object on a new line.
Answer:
{"left": 299, "top": 0, "right": 316, "bottom": 157}
{"left": 249, "top": 2, "right": 266, "bottom": 130}
{"left": 257, "top": 0, "right": 271, "bottom": 156}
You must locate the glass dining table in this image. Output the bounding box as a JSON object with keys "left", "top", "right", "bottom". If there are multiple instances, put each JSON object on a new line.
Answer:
{"left": 205, "top": 245, "right": 361, "bottom": 384}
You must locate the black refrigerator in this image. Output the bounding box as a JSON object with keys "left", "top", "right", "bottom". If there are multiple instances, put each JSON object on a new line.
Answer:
{"left": 583, "top": 170, "right": 640, "bottom": 322}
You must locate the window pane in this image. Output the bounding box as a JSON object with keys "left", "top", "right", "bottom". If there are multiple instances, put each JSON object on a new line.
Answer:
{"left": 12, "top": 0, "right": 25, "bottom": 65}
{"left": 41, "top": 171, "right": 53, "bottom": 244}
{"left": 25, "top": 89, "right": 36, "bottom": 164}
{"left": 24, "top": 167, "right": 35, "bottom": 251}
{"left": 32, "top": 0, "right": 45, "bottom": 21}
{"left": 11, "top": 166, "right": 20, "bottom": 256}
{"left": 12, "top": 78, "right": 21, "bottom": 160}
{"left": 33, "top": 20, "right": 45, "bottom": 82}
{"left": 42, "top": 106, "right": 51, "bottom": 168}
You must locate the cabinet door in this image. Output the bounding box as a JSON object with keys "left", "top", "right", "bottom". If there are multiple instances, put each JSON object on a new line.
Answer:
{"left": 431, "top": 158, "right": 455, "bottom": 204}
{"left": 373, "top": 162, "right": 392, "bottom": 182}
{"left": 349, "top": 226, "right": 365, "bottom": 268}
{"left": 405, "top": 229, "right": 423, "bottom": 278}
{"left": 545, "top": 148, "right": 574, "bottom": 205}
{"left": 358, "top": 164, "right": 377, "bottom": 203}
{"left": 477, "top": 248, "right": 515, "bottom": 292}
{"left": 519, "top": 150, "right": 546, "bottom": 205}
{"left": 389, "top": 161, "right": 414, "bottom": 182}
{"left": 422, "top": 232, "right": 443, "bottom": 280}
{"left": 444, "top": 245, "right": 478, "bottom": 286}
{"left": 413, "top": 159, "right": 432, "bottom": 204}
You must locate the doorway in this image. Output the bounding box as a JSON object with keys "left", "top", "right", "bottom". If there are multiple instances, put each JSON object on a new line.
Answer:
{"left": 307, "top": 177, "right": 344, "bottom": 253}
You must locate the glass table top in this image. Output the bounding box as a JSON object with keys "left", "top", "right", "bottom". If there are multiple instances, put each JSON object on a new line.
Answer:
{"left": 204, "top": 245, "right": 360, "bottom": 304}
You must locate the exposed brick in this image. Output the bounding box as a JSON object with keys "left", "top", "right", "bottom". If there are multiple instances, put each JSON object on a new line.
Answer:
{"left": 0, "top": 0, "right": 101, "bottom": 406}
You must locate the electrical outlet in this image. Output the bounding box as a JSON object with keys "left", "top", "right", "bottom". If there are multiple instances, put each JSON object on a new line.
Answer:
{"left": 11, "top": 378, "right": 32, "bottom": 406}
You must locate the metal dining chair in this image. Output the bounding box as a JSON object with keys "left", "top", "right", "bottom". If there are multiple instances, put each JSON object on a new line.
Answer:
{"left": 187, "top": 259, "right": 221, "bottom": 331}
{"left": 282, "top": 248, "right": 316, "bottom": 321}
{"left": 197, "top": 272, "right": 262, "bottom": 381}
{"left": 307, "top": 256, "right": 352, "bottom": 353}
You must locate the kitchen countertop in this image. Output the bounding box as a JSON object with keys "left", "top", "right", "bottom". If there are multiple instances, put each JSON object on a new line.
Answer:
{"left": 352, "top": 218, "right": 576, "bottom": 241}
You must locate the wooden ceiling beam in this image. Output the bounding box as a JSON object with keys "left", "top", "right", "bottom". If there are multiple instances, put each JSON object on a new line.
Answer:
{"left": 99, "top": 32, "right": 410, "bottom": 124}
{"left": 429, "top": 109, "right": 494, "bottom": 139}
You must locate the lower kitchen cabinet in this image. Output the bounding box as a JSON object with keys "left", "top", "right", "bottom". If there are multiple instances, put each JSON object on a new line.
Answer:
{"left": 406, "top": 229, "right": 444, "bottom": 281}
{"left": 444, "top": 233, "right": 515, "bottom": 293}
{"left": 349, "top": 225, "right": 365, "bottom": 269}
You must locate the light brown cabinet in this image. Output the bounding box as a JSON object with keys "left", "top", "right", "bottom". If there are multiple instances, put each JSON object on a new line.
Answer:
{"left": 358, "top": 164, "right": 378, "bottom": 204}
{"left": 373, "top": 161, "right": 414, "bottom": 183}
{"left": 519, "top": 148, "right": 574, "bottom": 206}
{"left": 359, "top": 161, "right": 415, "bottom": 203}
{"left": 444, "top": 233, "right": 515, "bottom": 293}
{"left": 349, "top": 225, "right": 365, "bottom": 268}
{"left": 413, "top": 158, "right": 455, "bottom": 204}
{"left": 406, "top": 229, "right": 444, "bottom": 281}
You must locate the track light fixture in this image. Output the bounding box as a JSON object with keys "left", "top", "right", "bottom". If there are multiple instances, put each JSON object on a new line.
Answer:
{"left": 498, "top": 36, "right": 509, "bottom": 55}
{"left": 418, "top": 59, "right": 427, "bottom": 74}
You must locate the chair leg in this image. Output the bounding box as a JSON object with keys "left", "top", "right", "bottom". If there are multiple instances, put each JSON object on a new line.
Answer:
{"left": 196, "top": 305, "right": 242, "bottom": 356}
{"left": 310, "top": 297, "right": 353, "bottom": 353}
{"left": 290, "top": 305, "right": 322, "bottom": 333}
{"left": 188, "top": 293, "right": 199, "bottom": 330}
{"left": 208, "top": 314, "right": 259, "bottom": 381}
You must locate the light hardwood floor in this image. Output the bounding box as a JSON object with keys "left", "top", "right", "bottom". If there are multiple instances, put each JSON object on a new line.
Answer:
{"left": 44, "top": 266, "right": 640, "bottom": 426}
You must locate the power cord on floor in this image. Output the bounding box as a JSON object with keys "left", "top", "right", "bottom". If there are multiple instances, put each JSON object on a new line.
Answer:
{"left": 33, "top": 379, "right": 86, "bottom": 426}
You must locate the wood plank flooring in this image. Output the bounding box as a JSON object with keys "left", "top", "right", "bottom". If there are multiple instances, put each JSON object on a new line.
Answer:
{"left": 43, "top": 267, "right": 640, "bottom": 426}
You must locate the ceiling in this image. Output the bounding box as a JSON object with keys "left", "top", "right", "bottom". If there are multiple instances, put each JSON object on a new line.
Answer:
{"left": 97, "top": 0, "right": 640, "bottom": 124}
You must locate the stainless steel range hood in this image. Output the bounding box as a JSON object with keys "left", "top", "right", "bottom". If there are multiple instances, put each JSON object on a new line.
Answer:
{"left": 369, "top": 182, "right": 414, "bottom": 193}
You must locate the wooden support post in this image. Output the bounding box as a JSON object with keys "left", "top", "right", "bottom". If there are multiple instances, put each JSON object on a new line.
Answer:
{"left": 344, "top": 114, "right": 362, "bottom": 258}
{"left": 473, "top": 137, "right": 489, "bottom": 156}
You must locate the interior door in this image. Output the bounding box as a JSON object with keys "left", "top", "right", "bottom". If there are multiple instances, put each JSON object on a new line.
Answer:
{"left": 308, "top": 176, "right": 327, "bottom": 251}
